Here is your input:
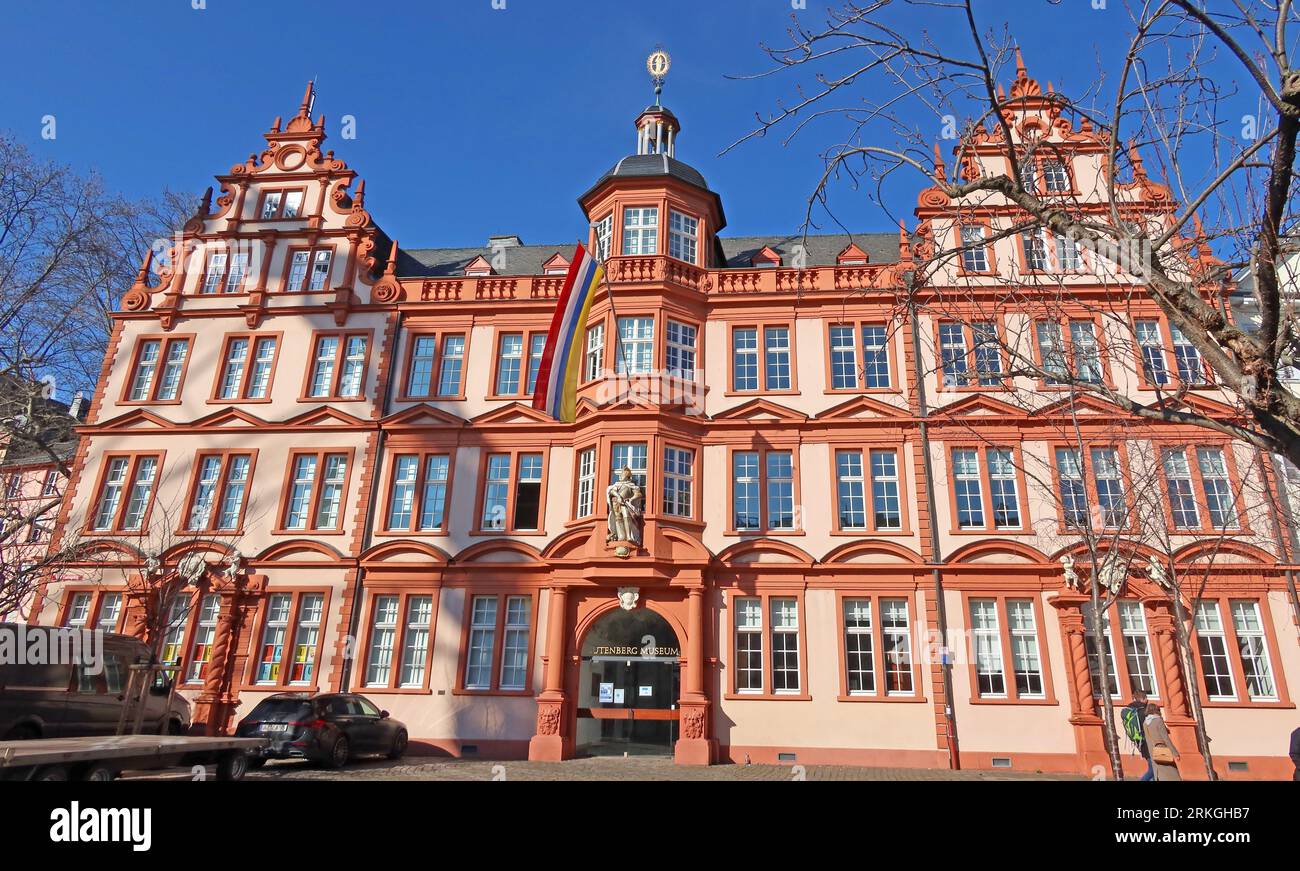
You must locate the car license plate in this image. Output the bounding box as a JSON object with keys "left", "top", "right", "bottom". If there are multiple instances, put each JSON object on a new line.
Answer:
{"left": 261, "top": 724, "right": 290, "bottom": 733}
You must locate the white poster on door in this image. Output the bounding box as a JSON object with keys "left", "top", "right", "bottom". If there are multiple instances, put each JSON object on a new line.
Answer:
{"left": 599, "top": 682, "right": 614, "bottom": 703}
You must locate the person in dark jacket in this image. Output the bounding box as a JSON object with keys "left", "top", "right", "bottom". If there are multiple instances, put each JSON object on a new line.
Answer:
{"left": 1290, "top": 725, "right": 1299, "bottom": 781}
{"left": 1144, "top": 703, "right": 1181, "bottom": 782}
{"left": 1122, "top": 691, "right": 1153, "bottom": 781}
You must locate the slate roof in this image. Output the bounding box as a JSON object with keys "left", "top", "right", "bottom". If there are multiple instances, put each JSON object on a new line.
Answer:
{"left": 398, "top": 231, "right": 902, "bottom": 278}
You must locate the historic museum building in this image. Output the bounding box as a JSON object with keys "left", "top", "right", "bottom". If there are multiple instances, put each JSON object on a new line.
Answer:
{"left": 25, "top": 63, "right": 1300, "bottom": 778}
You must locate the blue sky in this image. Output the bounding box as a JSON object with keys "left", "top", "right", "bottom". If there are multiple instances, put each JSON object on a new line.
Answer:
{"left": 2, "top": 0, "right": 1259, "bottom": 248}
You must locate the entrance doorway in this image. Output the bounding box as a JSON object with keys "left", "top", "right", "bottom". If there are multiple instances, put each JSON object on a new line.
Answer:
{"left": 576, "top": 607, "right": 680, "bottom": 757}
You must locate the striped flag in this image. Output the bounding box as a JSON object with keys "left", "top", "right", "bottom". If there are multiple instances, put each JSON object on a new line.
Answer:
{"left": 531, "top": 244, "right": 602, "bottom": 422}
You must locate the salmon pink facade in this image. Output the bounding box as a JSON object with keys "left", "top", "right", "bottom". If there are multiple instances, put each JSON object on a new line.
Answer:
{"left": 32, "top": 72, "right": 1300, "bottom": 778}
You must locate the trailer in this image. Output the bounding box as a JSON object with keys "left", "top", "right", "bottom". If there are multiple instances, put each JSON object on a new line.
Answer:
{"left": 0, "top": 735, "right": 269, "bottom": 782}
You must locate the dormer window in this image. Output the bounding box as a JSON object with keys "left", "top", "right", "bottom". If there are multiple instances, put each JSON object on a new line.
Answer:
{"left": 668, "top": 210, "right": 698, "bottom": 264}
{"left": 751, "top": 246, "right": 782, "bottom": 269}
{"left": 542, "top": 253, "right": 570, "bottom": 276}
{"left": 464, "top": 255, "right": 494, "bottom": 277}
{"left": 837, "top": 243, "right": 870, "bottom": 267}
{"left": 260, "top": 189, "right": 305, "bottom": 220}
{"left": 622, "top": 207, "right": 658, "bottom": 256}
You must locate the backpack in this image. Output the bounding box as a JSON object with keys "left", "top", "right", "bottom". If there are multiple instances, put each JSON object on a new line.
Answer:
{"left": 1121, "top": 705, "right": 1144, "bottom": 746}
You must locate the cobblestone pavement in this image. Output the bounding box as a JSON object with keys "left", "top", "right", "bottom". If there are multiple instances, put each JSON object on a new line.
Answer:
{"left": 204, "top": 755, "right": 1082, "bottom": 781}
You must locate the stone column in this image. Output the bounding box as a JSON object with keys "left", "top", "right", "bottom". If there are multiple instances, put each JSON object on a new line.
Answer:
{"left": 528, "top": 586, "right": 569, "bottom": 761}
{"left": 1147, "top": 605, "right": 1190, "bottom": 720}
{"left": 194, "top": 591, "right": 238, "bottom": 736}
{"left": 675, "top": 585, "right": 713, "bottom": 765}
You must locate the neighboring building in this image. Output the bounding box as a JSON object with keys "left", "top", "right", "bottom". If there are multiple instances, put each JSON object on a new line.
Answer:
{"left": 0, "top": 387, "right": 84, "bottom": 622}
{"left": 32, "top": 66, "right": 1300, "bottom": 778}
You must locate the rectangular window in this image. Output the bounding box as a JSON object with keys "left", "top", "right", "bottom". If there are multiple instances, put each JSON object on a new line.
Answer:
{"left": 971, "top": 599, "right": 1006, "bottom": 697}
{"left": 732, "top": 327, "right": 758, "bottom": 391}
{"left": 499, "top": 596, "right": 531, "bottom": 690}
{"left": 576, "top": 448, "right": 596, "bottom": 518}
{"left": 938, "top": 323, "right": 969, "bottom": 387}
{"left": 1196, "top": 447, "right": 1237, "bottom": 528}
{"left": 764, "top": 326, "right": 792, "bottom": 390}
{"left": 665, "top": 321, "right": 697, "bottom": 381}
{"left": 960, "top": 225, "right": 989, "bottom": 272}
{"left": 611, "top": 443, "right": 647, "bottom": 490}
{"left": 1043, "top": 160, "right": 1070, "bottom": 192}
{"left": 732, "top": 451, "right": 760, "bottom": 531}
{"left": 260, "top": 191, "right": 281, "bottom": 219}
{"left": 1163, "top": 448, "right": 1200, "bottom": 529}
{"left": 1055, "top": 234, "right": 1081, "bottom": 270}
{"left": 218, "top": 335, "right": 278, "bottom": 400}
{"left": 882, "top": 598, "right": 914, "bottom": 695}
{"left": 387, "top": 456, "right": 419, "bottom": 530}
{"left": 616, "top": 317, "right": 654, "bottom": 375}
{"left": 436, "top": 334, "right": 465, "bottom": 397}
{"left": 593, "top": 214, "right": 613, "bottom": 261}
{"left": 971, "top": 322, "right": 1003, "bottom": 385}
{"left": 95, "top": 593, "right": 123, "bottom": 632}
{"left": 1117, "top": 602, "right": 1158, "bottom": 697}
{"left": 493, "top": 333, "right": 523, "bottom": 396}
{"left": 63, "top": 592, "right": 92, "bottom": 627}
{"left": 399, "top": 596, "right": 434, "bottom": 688}
{"left": 185, "top": 594, "right": 221, "bottom": 683}
{"left": 1194, "top": 602, "right": 1236, "bottom": 701}
{"left": 286, "top": 248, "right": 333, "bottom": 292}
{"left": 584, "top": 322, "right": 605, "bottom": 382}
{"left": 1008, "top": 600, "right": 1044, "bottom": 697}
{"left": 987, "top": 449, "right": 1021, "bottom": 528}
{"left": 1230, "top": 600, "right": 1276, "bottom": 700}
{"left": 662, "top": 446, "right": 693, "bottom": 517}
{"left": 859, "top": 325, "right": 889, "bottom": 388}
{"left": 870, "top": 449, "right": 901, "bottom": 530}
{"left": 282, "top": 452, "right": 349, "bottom": 531}
{"left": 462, "top": 594, "right": 533, "bottom": 692}
{"left": 201, "top": 251, "right": 228, "bottom": 294}
{"left": 835, "top": 449, "right": 868, "bottom": 530}
{"left": 159, "top": 597, "right": 188, "bottom": 670}
{"left": 1035, "top": 321, "right": 1068, "bottom": 384}
{"left": 953, "top": 449, "right": 984, "bottom": 529}
{"left": 514, "top": 453, "right": 543, "bottom": 530}
{"left": 829, "top": 325, "right": 859, "bottom": 389}
{"left": 480, "top": 452, "right": 544, "bottom": 533}
{"left": 255, "top": 594, "right": 292, "bottom": 684}
{"left": 843, "top": 598, "right": 875, "bottom": 695}
{"left": 731, "top": 449, "right": 796, "bottom": 532}
{"left": 1069, "top": 321, "right": 1103, "bottom": 383}
{"left": 621, "top": 207, "right": 658, "bottom": 255}
{"left": 1135, "top": 320, "right": 1170, "bottom": 385}
{"left": 1022, "top": 230, "right": 1050, "bottom": 270}
{"left": 734, "top": 597, "right": 763, "bottom": 693}
{"left": 187, "top": 453, "right": 252, "bottom": 532}
{"left": 1170, "top": 324, "right": 1205, "bottom": 384}
{"left": 127, "top": 337, "right": 189, "bottom": 402}
{"left": 770, "top": 598, "right": 800, "bottom": 694}
{"left": 222, "top": 251, "right": 249, "bottom": 294}
{"left": 365, "top": 595, "right": 399, "bottom": 687}
{"left": 1083, "top": 606, "right": 1121, "bottom": 697}
{"left": 308, "top": 333, "right": 368, "bottom": 399}
{"left": 668, "top": 210, "right": 698, "bottom": 264}
{"left": 766, "top": 451, "right": 796, "bottom": 531}
{"left": 289, "top": 594, "right": 323, "bottom": 685}
{"left": 526, "top": 333, "right": 547, "bottom": 395}
{"left": 91, "top": 455, "right": 159, "bottom": 532}
{"left": 406, "top": 335, "right": 438, "bottom": 398}
{"left": 481, "top": 454, "right": 511, "bottom": 531}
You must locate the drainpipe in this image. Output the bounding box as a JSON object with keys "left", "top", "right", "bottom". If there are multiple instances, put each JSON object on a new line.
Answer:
{"left": 906, "top": 293, "right": 961, "bottom": 769}
{"left": 339, "top": 308, "right": 402, "bottom": 690}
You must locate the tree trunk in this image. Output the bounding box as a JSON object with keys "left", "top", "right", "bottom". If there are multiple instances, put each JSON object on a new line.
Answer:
{"left": 1087, "top": 586, "right": 1125, "bottom": 780}
{"left": 1168, "top": 591, "right": 1217, "bottom": 779}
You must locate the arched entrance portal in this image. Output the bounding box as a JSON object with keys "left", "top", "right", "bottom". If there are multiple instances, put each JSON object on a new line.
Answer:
{"left": 576, "top": 607, "right": 681, "bottom": 757}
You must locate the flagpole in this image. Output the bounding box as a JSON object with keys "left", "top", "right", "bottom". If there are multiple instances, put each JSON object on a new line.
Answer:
{"left": 596, "top": 250, "right": 634, "bottom": 382}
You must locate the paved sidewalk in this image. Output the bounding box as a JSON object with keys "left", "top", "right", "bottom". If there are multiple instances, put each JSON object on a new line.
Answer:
{"left": 232, "top": 755, "right": 1082, "bottom": 781}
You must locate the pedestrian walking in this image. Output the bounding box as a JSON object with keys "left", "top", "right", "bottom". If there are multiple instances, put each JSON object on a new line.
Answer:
{"left": 1144, "top": 703, "right": 1180, "bottom": 782}
{"left": 1121, "top": 690, "right": 1153, "bottom": 781}
{"left": 1290, "top": 725, "right": 1299, "bottom": 781}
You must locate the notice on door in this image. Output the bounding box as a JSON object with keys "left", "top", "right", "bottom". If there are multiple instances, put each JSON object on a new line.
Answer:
{"left": 599, "top": 682, "right": 614, "bottom": 703}
{"left": 613, "top": 688, "right": 625, "bottom": 704}
{"left": 639, "top": 685, "right": 653, "bottom": 697}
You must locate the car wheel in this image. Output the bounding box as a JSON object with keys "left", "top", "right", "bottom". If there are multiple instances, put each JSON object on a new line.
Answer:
{"left": 82, "top": 764, "right": 116, "bottom": 782}
{"left": 215, "top": 751, "right": 249, "bottom": 782}
{"left": 2, "top": 724, "right": 39, "bottom": 741}
{"left": 325, "top": 735, "right": 350, "bottom": 769}
{"left": 166, "top": 719, "right": 186, "bottom": 736}
{"left": 32, "top": 765, "right": 69, "bottom": 781}
{"left": 388, "top": 730, "right": 408, "bottom": 760}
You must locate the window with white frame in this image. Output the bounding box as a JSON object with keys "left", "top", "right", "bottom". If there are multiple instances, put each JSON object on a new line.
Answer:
{"left": 1163, "top": 448, "right": 1200, "bottom": 529}
{"left": 499, "top": 596, "right": 531, "bottom": 690}
{"left": 938, "top": 323, "right": 969, "bottom": 387}
{"left": 1135, "top": 320, "right": 1170, "bottom": 385}
{"left": 1230, "top": 600, "right": 1276, "bottom": 700}
{"left": 96, "top": 593, "right": 123, "bottom": 632}
{"left": 406, "top": 336, "right": 438, "bottom": 397}
{"left": 843, "top": 598, "right": 874, "bottom": 695}
{"left": 764, "top": 326, "right": 792, "bottom": 390}
{"left": 187, "top": 453, "right": 251, "bottom": 532}
{"left": 734, "top": 597, "right": 763, "bottom": 693}
{"left": 1117, "top": 601, "right": 1158, "bottom": 697}
{"left": 525, "top": 333, "right": 547, "bottom": 395}
{"left": 733, "top": 327, "right": 759, "bottom": 391}
{"left": 621, "top": 207, "right": 658, "bottom": 255}
{"left": 92, "top": 455, "right": 159, "bottom": 532}
{"left": 882, "top": 598, "right": 914, "bottom": 694}
{"left": 665, "top": 320, "right": 697, "bottom": 380}
{"left": 971, "top": 599, "right": 1006, "bottom": 697}
{"left": 829, "top": 325, "right": 859, "bottom": 389}
{"left": 662, "top": 446, "right": 693, "bottom": 517}
{"left": 1035, "top": 321, "right": 1068, "bottom": 384}
{"left": 63, "top": 592, "right": 92, "bottom": 627}
{"left": 836, "top": 449, "right": 903, "bottom": 531}
{"left": 668, "top": 210, "right": 698, "bottom": 263}
{"left": 584, "top": 322, "right": 605, "bottom": 382}
{"left": 465, "top": 596, "right": 497, "bottom": 690}
{"left": 399, "top": 596, "right": 434, "bottom": 687}
{"left": 201, "top": 251, "right": 228, "bottom": 294}
{"left": 870, "top": 450, "right": 902, "bottom": 529}
{"left": 128, "top": 338, "right": 189, "bottom": 402}
{"left": 1055, "top": 234, "right": 1081, "bottom": 270}
{"left": 185, "top": 593, "right": 221, "bottom": 683}
{"left": 1170, "top": 324, "right": 1205, "bottom": 384}
{"left": 770, "top": 598, "right": 800, "bottom": 693}
{"left": 1022, "top": 230, "right": 1050, "bottom": 270}
{"left": 1070, "top": 321, "right": 1103, "bottom": 383}
{"left": 593, "top": 214, "right": 613, "bottom": 261}
{"left": 1043, "top": 160, "right": 1070, "bottom": 193}
{"left": 576, "top": 448, "right": 597, "bottom": 518}
{"left": 308, "top": 333, "right": 368, "bottom": 399}
{"left": 463, "top": 594, "right": 532, "bottom": 691}
{"left": 365, "top": 596, "right": 400, "bottom": 687}
{"left": 616, "top": 317, "right": 654, "bottom": 375}
{"left": 960, "top": 225, "right": 989, "bottom": 271}
{"left": 288, "top": 594, "right": 324, "bottom": 685}
{"left": 1091, "top": 447, "right": 1125, "bottom": 528}
{"left": 1197, "top": 447, "right": 1237, "bottom": 528}
{"left": 254, "top": 594, "right": 291, "bottom": 684}
{"left": 1082, "top": 603, "right": 1121, "bottom": 697}
{"left": 219, "top": 336, "right": 277, "bottom": 400}
{"left": 287, "top": 248, "right": 333, "bottom": 292}
{"left": 1194, "top": 601, "right": 1236, "bottom": 700}
{"left": 1008, "top": 600, "right": 1044, "bottom": 697}
{"left": 283, "top": 452, "right": 348, "bottom": 531}
{"left": 495, "top": 333, "right": 524, "bottom": 395}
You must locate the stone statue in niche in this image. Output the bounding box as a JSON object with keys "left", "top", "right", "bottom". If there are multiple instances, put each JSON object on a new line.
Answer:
{"left": 605, "top": 466, "right": 644, "bottom": 549}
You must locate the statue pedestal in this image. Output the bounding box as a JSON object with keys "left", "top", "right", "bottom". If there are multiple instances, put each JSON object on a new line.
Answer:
{"left": 674, "top": 702, "right": 713, "bottom": 765}
{"left": 605, "top": 539, "right": 642, "bottom": 559}
{"left": 528, "top": 696, "right": 568, "bottom": 762}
